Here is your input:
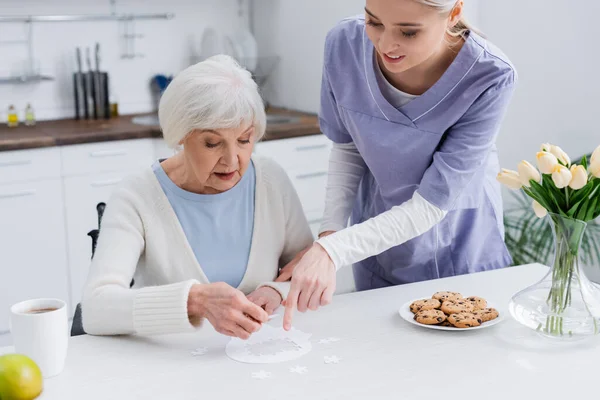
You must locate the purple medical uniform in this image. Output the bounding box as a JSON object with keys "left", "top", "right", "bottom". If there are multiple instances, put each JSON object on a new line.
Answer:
{"left": 319, "top": 16, "right": 517, "bottom": 291}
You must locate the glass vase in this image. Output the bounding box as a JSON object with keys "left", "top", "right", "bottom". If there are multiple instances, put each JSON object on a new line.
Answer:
{"left": 509, "top": 213, "right": 600, "bottom": 340}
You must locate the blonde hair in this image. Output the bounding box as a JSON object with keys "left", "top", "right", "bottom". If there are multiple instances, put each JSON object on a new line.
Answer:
{"left": 159, "top": 55, "right": 266, "bottom": 149}
{"left": 416, "top": 0, "right": 482, "bottom": 38}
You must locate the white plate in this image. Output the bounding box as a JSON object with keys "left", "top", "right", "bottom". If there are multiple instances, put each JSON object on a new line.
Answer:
{"left": 398, "top": 298, "right": 504, "bottom": 331}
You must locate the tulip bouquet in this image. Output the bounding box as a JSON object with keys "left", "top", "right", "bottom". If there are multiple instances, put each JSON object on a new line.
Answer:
{"left": 498, "top": 144, "right": 600, "bottom": 338}
{"left": 498, "top": 144, "right": 600, "bottom": 222}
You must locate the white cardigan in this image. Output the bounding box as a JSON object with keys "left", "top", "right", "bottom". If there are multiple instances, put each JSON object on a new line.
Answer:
{"left": 81, "top": 155, "right": 314, "bottom": 336}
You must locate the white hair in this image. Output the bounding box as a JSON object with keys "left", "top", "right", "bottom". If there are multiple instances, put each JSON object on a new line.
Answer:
{"left": 415, "top": 0, "right": 481, "bottom": 37}
{"left": 159, "top": 54, "right": 266, "bottom": 148}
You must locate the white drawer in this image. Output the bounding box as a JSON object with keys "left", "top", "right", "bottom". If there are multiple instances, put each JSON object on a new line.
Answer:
{"left": 0, "top": 147, "right": 61, "bottom": 184}
{"left": 305, "top": 209, "right": 325, "bottom": 227}
{"left": 61, "top": 138, "right": 155, "bottom": 177}
{"left": 306, "top": 209, "right": 325, "bottom": 238}
{"left": 153, "top": 138, "right": 177, "bottom": 160}
{"left": 289, "top": 168, "right": 328, "bottom": 215}
{"left": 255, "top": 135, "right": 331, "bottom": 172}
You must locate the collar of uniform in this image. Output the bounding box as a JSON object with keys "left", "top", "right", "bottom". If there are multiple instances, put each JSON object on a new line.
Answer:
{"left": 364, "top": 28, "right": 486, "bottom": 127}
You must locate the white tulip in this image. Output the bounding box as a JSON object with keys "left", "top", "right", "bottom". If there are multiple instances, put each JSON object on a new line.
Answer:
{"left": 497, "top": 169, "right": 522, "bottom": 190}
{"left": 536, "top": 151, "right": 559, "bottom": 174}
{"left": 532, "top": 200, "right": 548, "bottom": 218}
{"left": 517, "top": 160, "right": 541, "bottom": 187}
{"left": 589, "top": 145, "right": 600, "bottom": 178}
{"left": 552, "top": 165, "right": 573, "bottom": 189}
{"left": 569, "top": 165, "right": 588, "bottom": 190}
{"left": 540, "top": 143, "right": 553, "bottom": 153}
{"left": 549, "top": 145, "right": 571, "bottom": 166}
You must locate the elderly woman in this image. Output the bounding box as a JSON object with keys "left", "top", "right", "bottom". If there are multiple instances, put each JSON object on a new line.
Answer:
{"left": 81, "top": 55, "right": 313, "bottom": 340}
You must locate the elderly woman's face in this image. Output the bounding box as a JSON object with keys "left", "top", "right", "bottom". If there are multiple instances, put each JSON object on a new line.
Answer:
{"left": 182, "top": 123, "right": 255, "bottom": 194}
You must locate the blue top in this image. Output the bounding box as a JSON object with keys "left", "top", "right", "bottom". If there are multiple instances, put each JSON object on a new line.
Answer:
{"left": 320, "top": 16, "right": 517, "bottom": 290}
{"left": 152, "top": 160, "right": 255, "bottom": 288}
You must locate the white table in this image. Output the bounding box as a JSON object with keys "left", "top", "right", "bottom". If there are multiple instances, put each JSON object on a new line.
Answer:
{"left": 2, "top": 264, "right": 598, "bottom": 400}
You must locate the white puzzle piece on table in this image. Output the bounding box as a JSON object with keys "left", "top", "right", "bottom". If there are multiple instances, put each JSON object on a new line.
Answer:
{"left": 191, "top": 347, "right": 208, "bottom": 356}
{"left": 289, "top": 365, "right": 308, "bottom": 374}
{"left": 318, "top": 337, "right": 341, "bottom": 344}
{"left": 226, "top": 324, "right": 312, "bottom": 364}
{"left": 324, "top": 355, "right": 341, "bottom": 364}
{"left": 252, "top": 370, "right": 272, "bottom": 380}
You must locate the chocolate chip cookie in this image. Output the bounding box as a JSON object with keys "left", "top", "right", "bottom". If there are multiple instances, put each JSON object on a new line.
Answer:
{"left": 414, "top": 309, "right": 447, "bottom": 325}
{"left": 472, "top": 308, "right": 499, "bottom": 322}
{"left": 440, "top": 299, "right": 474, "bottom": 315}
{"left": 410, "top": 298, "right": 441, "bottom": 314}
{"left": 447, "top": 312, "right": 482, "bottom": 328}
{"left": 432, "top": 291, "right": 463, "bottom": 302}
{"left": 463, "top": 296, "right": 487, "bottom": 311}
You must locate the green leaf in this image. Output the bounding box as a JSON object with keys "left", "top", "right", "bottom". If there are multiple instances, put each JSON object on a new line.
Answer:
{"left": 523, "top": 187, "right": 551, "bottom": 213}
{"left": 581, "top": 155, "right": 589, "bottom": 171}
{"left": 569, "top": 200, "right": 589, "bottom": 219}
{"left": 577, "top": 201, "right": 589, "bottom": 221}
{"left": 541, "top": 174, "right": 567, "bottom": 209}
{"left": 585, "top": 196, "right": 599, "bottom": 222}
{"left": 528, "top": 181, "right": 561, "bottom": 214}
{"left": 594, "top": 197, "right": 600, "bottom": 221}
{"left": 569, "top": 180, "right": 594, "bottom": 206}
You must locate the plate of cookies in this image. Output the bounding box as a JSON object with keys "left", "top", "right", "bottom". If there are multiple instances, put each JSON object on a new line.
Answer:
{"left": 399, "top": 291, "right": 502, "bottom": 331}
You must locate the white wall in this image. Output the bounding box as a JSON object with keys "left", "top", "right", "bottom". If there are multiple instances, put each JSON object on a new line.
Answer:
{"left": 478, "top": 0, "right": 600, "bottom": 172}
{"left": 0, "top": 0, "right": 247, "bottom": 121}
{"left": 253, "top": 0, "right": 481, "bottom": 113}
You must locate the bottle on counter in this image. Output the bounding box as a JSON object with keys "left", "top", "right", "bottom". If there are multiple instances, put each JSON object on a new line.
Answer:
{"left": 109, "top": 85, "right": 119, "bottom": 118}
{"left": 7, "top": 104, "right": 18, "bottom": 127}
{"left": 24, "top": 103, "right": 36, "bottom": 126}
{"left": 109, "top": 95, "right": 119, "bottom": 118}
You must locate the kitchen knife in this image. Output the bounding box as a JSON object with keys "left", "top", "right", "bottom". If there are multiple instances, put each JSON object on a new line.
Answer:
{"left": 95, "top": 43, "right": 103, "bottom": 120}
{"left": 87, "top": 47, "right": 97, "bottom": 119}
{"left": 74, "top": 48, "right": 81, "bottom": 120}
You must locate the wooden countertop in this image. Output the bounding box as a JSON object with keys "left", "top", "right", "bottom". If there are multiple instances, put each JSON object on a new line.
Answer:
{"left": 0, "top": 108, "right": 321, "bottom": 152}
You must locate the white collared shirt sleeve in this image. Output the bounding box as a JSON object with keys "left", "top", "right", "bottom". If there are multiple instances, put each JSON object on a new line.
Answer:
{"left": 318, "top": 142, "right": 448, "bottom": 270}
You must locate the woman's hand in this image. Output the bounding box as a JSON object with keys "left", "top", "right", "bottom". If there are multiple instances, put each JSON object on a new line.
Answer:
{"left": 283, "top": 242, "right": 336, "bottom": 331}
{"left": 276, "top": 246, "right": 310, "bottom": 282}
{"left": 188, "top": 282, "right": 269, "bottom": 340}
{"left": 276, "top": 231, "right": 336, "bottom": 282}
{"left": 247, "top": 287, "right": 283, "bottom": 315}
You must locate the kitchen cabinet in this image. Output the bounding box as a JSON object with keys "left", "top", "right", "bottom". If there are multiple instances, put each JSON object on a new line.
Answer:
{"left": 0, "top": 178, "right": 70, "bottom": 345}
{"left": 255, "top": 135, "right": 331, "bottom": 233}
{"left": 63, "top": 172, "right": 128, "bottom": 309}
{"left": 153, "top": 138, "right": 176, "bottom": 160}
{"left": 61, "top": 139, "right": 155, "bottom": 309}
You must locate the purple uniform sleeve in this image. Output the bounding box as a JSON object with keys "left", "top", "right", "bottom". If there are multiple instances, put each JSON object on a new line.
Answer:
{"left": 319, "top": 64, "right": 353, "bottom": 144}
{"left": 417, "top": 80, "right": 516, "bottom": 211}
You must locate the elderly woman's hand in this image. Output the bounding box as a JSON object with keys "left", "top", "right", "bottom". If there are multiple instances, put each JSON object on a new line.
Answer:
{"left": 188, "top": 282, "right": 269, "bottom": 340}
{"left": 283, "top": 243, "right": 336, "bottom": 331}
{"left": 247, "top": 287, "right": 282, "bottom": 315}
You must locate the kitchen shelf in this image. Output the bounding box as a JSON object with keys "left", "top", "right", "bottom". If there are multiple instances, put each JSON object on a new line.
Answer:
{"left": 0, "top": 75, "right": 54, "bottom": 84}
{"left": 0, "top": 13, "right": 174, "bottom": 23}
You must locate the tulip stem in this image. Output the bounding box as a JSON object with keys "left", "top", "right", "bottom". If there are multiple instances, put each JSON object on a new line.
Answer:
{"left": 565, "top": 188, "right": 570, "bottom": 209}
